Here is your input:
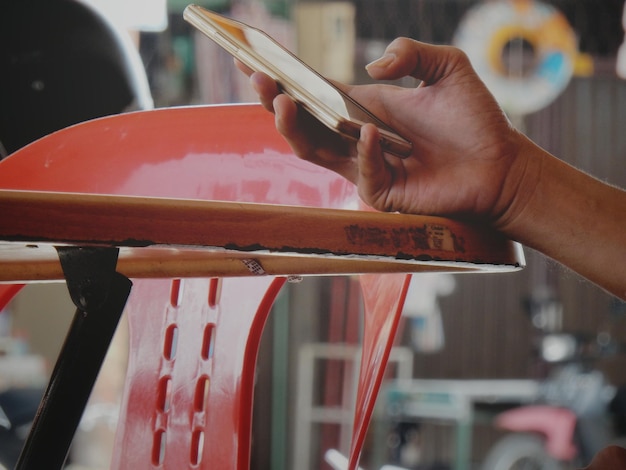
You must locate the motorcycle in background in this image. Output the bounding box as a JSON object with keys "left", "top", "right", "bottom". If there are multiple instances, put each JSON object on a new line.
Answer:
{"left": 482, "top": 294, "right": 626, "bottom": 470}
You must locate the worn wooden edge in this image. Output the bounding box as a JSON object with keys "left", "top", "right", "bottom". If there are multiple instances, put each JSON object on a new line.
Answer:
{"left": 0, "top": 244, "right": 520, "bottom": 283}
{"left": 0, "top": 189, "right": 525, "bottom": 281}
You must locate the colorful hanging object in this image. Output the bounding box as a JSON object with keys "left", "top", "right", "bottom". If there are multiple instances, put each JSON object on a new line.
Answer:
{"left": 453, "top": 0, "right": 585, "bottom": 115}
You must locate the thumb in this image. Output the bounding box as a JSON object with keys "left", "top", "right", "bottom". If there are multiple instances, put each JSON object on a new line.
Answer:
{"left": 366, "top": 38, "right": 468, "bottom": 85}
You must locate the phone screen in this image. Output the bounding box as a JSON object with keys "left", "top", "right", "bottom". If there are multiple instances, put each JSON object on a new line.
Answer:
{"left": 184, "top": 5, "right": 413, "bottom": 158}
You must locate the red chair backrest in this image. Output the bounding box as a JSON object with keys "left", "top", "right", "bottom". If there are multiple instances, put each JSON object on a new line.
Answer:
{"left": 0, "top": 105, "right": 409, "bottom": 469}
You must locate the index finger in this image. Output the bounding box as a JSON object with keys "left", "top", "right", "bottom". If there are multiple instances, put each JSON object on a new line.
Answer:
{"left": 366, "top": 38, "right": 470, "bottom": 86}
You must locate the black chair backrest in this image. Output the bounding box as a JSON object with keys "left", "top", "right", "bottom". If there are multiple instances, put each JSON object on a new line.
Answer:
{"left": 0, "top": 0, "right": 152, "bottom": 156}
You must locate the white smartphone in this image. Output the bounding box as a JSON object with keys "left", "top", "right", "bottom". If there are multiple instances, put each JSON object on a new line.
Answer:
{"left": 183, "top": 5, "right": 413, "bottom": 158}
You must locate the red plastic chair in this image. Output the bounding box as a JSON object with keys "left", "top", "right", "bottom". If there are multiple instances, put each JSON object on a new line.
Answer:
{"left": 0, "top": 104, "right": 522, "bottom": 468}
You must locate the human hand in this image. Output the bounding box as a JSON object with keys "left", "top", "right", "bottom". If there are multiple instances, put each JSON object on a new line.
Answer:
{"left": 245, "top": 38, "right": 541, "bottom": 226}
{"left": 583, "top": 445, "right": 626, "bottom": 469}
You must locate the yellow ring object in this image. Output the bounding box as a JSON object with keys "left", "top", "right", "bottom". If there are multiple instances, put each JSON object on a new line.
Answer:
{"left": 453, "top": 0, "right": 578, "bottom": 115}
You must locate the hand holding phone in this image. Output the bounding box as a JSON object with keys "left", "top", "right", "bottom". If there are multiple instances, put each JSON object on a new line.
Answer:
{"left": 183, "top": 4, "right": 412, "bottom": 158}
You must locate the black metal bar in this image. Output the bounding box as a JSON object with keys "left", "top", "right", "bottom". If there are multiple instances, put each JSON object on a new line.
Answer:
{"left": 16, "top": 247, "right": 132, "bottom": 469}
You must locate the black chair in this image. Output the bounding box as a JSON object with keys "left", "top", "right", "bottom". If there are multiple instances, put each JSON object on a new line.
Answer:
{"left": 0, "top": 0, "right": 152, "bottom": 157}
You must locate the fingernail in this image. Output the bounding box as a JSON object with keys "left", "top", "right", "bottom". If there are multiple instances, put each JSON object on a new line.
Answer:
{"left": 365, "top": 53, "right": 395, "bottom": 70}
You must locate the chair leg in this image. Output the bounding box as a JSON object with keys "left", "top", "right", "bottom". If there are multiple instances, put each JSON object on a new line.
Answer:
{"left": 349, "top": 273, "right": 411, "bottom": 470}
{"left": 16, "top": 247, "right": 132, "bottom": 469}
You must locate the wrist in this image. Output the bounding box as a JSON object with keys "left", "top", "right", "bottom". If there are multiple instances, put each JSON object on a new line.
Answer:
{"left": 491, "top": 131, "right": 547, "bottom": 238}
{"left": 491, "top": 140, "right": 626, "bottom": 298}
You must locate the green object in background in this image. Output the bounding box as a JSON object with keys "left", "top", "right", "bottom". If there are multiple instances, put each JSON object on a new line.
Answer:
{"left": 167, "top": 0, "right": 230, "bottom": 13}
{"left": 271, "top": 288, "right": 290, "bottom": 470}
{"left": 172, "top": 35, "right": 194, "bottom": 76}
{"left": 167, "top": 0, "right": 290, "bottom": 18}
{"left": 263, "top": 0, "right": 290, "bottom": 18}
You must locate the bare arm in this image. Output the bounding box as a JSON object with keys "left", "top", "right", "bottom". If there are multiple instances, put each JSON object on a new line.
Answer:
{"left": 499, "top": 141, "right": 626, "bottom": 299}
{"left": 245, "top": 38, "right": 626, "bottom": 299}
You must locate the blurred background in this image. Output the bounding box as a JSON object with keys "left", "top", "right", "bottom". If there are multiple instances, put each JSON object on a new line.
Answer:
{"left": 2, "top": 0, "right": 626, "bottom": 469}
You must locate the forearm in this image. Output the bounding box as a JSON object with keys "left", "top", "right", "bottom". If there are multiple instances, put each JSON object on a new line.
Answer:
{"left": 501, "top": 141, "right": 626, "bottom": 299}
